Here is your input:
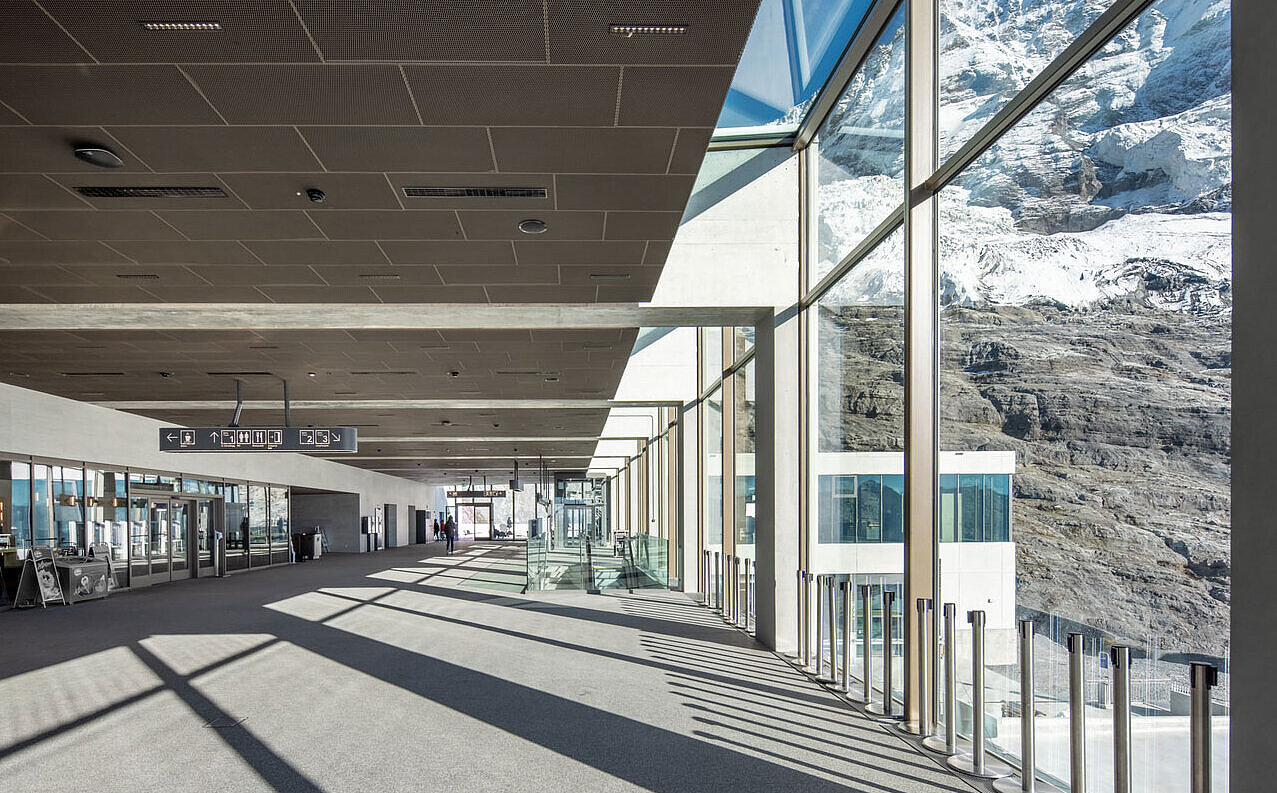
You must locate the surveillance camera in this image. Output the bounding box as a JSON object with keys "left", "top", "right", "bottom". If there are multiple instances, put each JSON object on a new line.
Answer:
{"left": 306, "top": 188, "right": 326, "bottom": 203}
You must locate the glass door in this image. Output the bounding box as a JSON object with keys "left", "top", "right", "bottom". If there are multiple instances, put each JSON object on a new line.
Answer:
{"left": 129, "top": 497, "right": 150, "bottom": 587}
{"left": 148, "top": 500, "right": 171, "bottom": 581}
{"left": 195, "top": 499, "right": 215, "bottom": 576}
{"left": 169, "top": 500, "right": 191, "bottom": 580}
{"left": 459, "top": 503, "right": 490, "bottom": 540}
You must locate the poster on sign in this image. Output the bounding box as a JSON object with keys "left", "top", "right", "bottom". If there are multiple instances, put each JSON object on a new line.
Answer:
{"left": 14, "top": 546, "right": 66, "bottom": 608}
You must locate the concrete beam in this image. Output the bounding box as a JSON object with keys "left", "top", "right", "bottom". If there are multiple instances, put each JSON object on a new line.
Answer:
{"left": 96, "top": 399, "right": 682, "bottom": 411}
{"left": 0, "top": 303, "right": 771, "bottom": 331}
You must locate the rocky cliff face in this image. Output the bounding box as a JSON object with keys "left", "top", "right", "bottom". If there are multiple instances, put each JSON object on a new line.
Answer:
{"left": 815, "top": 0, "right": 1232, "bottom": 657}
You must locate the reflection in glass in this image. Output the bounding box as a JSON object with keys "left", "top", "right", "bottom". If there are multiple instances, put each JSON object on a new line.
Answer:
{"left": 703, "top": 388, "right": 724, "bottom": 549}
{"left": 812, "top": 5, "right": 905, "bottom": 286}
{"left": 268, "top": 486, "right": 289, "bottom": 564}
{"left": 734, "top": 360, "right": 756, "bottom": 547}
{"left": 1, "top": 461, "right": 32, "bottom": 549}
{"left": 224, "top": 483, "right": 248, "bottom": 572}
{"left": 85, "top": 469, "right": 129, "bottom": 587}
{"left": 248, "top": 485, "right": 269, "bottom": 568}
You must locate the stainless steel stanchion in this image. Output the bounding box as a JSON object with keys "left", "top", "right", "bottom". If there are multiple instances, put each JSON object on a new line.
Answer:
{"left": 900, "top": 598, "right": 933, "bottom": 736}
{"left": 994, "top": 620, "right": 1037, "bottom": 792}
{"left": 840, "top": 580, "right": 852, "bottom": 692}
{"left": 860, "top": 583, "right": 873, "bottom": 703}
{"left": 1067, "top": 633, "right": 1087, "bottom": 793}
{"left": 796, "top": 569, "right": 806, "bottom": 663}
{"left": 805, "top": 572, "right": 815, "bottom": 669}
{"left": 949, "top": 610, "right": 1012, "bottom": 778}
{"left": 867, "top": 590, "right": 901, "bottom": 720}
{"left": 733, "top": 556, "right": 742, "bottom": 625}
{"left": 1112, "top": 645, "right": 1133, "bottom": 793}
{"left": 814, "top": 575, "right": 826, "bottom": 677}
{"left": 923, "top": 603, "right": 959, "bottom": 755}
{"left": 713, "top": 551, "right": 721, "bottom": 611}
{"left": 1190, "top": 662, "right": 1218, "bottom": 793}
{"left": 819, "top": 575, "right": 837, "bottom": 683}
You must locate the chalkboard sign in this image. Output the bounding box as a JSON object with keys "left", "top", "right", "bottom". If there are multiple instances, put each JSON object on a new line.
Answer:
{"left": 14, "top": 547, "right": 66, "bottom": 608}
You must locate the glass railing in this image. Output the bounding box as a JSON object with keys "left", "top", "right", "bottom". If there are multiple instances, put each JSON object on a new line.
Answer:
{"left": 967, "top": 608, "right": 1231, "bottom": 793}
{"left": 628, "top": 534, "right": 669, "bottom": 588}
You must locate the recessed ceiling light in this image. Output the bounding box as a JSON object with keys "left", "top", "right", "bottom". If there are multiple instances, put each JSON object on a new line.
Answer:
{"left": 72, "top": 146, "right": 124, "bottom": 169}
{"left": 141, "top": 21, "right": 222, "bottom": 31}
{"left": 518, "top": 218, "right": 549, "bottom": 235}
{"left": 609, "top": 24, "right": 687, "bottom": 37}
{"left": 589, "top": 273, "right": 632, "bottom": 282}
{"left": 307, "top": 372, "right": 317, "bottom": 377}
{"left": 544, "top": 376, "right": 559, "bottom": 382}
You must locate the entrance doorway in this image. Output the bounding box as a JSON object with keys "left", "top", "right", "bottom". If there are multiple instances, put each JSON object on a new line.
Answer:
{"left": 128, "top": 495, "right": 215, "bottom": 587}
{"left": 458, "top": 503, "right": 492, "bottom": 540}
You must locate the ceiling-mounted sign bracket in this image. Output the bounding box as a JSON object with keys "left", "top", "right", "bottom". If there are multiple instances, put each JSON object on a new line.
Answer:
{"left": 229, "top": 378, "right": 243, "bottom": 428}
{"left": 160, "top": 426, "right": 357, "bottom": 453}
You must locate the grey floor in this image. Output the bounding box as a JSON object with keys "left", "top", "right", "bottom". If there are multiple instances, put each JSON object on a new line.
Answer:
{"left": 0, "top": 542, "right": 979, "bottom": 793}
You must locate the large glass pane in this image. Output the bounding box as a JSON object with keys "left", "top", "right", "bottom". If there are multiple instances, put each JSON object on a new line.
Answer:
{"left": 811, "top": 4, "right": 905, "bottom": 286}
{"left": 248, "top": 484, "right": 269, "bottom": 568}
{"left": 129, "top": 497, "right": 148, "bottom": 583}
{"left": 734, "top": 360, "right": 757, "bottom": 562}
{"left": 700, "top": 326, "right": 723, "bottom": 392}
{"left": 717, "top": 0, "right": 875, "bottom": 134}
{"left": 703, "top": 388, "right": 724, "bottom": 556}
{"left": 224, "top": 483, "right": 248, "bottom": 572}
{"left": 939, "top": 0, "right": 1230, "bottom": 786}
{"left": 808, "top": 224, "right": 904, "bottom": 703}
{"left": 268, "top": 486, "right": 290, "bottom": 564}
{"left": 940, "top": 0, "right": 1120, "bottom": 160}
{"left": 31, "top": 463, "right": 53, "bottom": 548}
{"left": 52, "top": 466, "right": 84, "bottom": 550}
{"left": 85, "top": 468, "right": 128, "bottom": 587}
{"left": 1, "top": 461, "right": 32, "bottom": 550}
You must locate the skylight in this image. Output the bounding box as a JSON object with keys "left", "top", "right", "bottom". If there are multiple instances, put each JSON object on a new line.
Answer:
{"left": 714, "top": 0, "right": 874, "bottom": 139}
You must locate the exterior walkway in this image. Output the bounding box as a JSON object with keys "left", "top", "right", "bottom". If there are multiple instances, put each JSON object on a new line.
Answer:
{"left": 0, "top": 542, "right": 977, "bottom": 793}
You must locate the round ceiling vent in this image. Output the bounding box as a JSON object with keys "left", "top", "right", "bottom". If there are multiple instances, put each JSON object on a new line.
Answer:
{"left": 73, "top": 145, "right": 124, "bottom": 168}
{"left": 517, "top": 218, "right": 549, "bottom": 235}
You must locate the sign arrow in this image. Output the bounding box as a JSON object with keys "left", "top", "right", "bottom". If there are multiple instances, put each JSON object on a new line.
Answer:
{"left": 166, "top": 432, "right": 178, "bottom": 442}
{"left": 210, "top": 431, "right": 220, "bottom": 443}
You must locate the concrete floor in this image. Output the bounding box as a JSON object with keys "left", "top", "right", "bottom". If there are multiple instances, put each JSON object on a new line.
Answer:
{"left": 0, "top": 541, "right": 979, "bottom": 793}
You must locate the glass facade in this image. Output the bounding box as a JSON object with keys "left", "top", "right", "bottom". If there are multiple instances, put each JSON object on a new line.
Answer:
{"left": 703, "top": 388, "right": 724, "bottom": 550}
{"left": 811, "top": 5, "right": 905, "bottom": 286}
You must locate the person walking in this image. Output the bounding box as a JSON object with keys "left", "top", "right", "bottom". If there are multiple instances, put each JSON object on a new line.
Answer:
{"left": 432, "top": 517, "right": 441, "bottom": 542}
{"left": 445, "top": 514, "right": 457, "bottom": 554}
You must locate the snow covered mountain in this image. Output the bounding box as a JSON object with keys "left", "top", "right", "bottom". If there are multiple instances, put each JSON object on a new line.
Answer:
{"left": 816, "top": 0, "right": 1232, "bottom": 313}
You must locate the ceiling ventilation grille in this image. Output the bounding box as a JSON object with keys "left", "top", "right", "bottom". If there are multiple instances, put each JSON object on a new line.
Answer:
{"left": 402, "top": 186, "right": 548, "bottom": 199}
{"left": 77, "top": 186, "right": 227, "bottom": 198}
{"left": 350, "top": 370, "right": 416, "bottom": 376}
{"left": 115, "top": 273, "right": 161, "bottom": 280}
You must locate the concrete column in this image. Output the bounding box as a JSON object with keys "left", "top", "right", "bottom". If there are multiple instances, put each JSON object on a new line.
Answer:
{"left": 1231, "top": 1, "right": 1274, "bottom": 789}
{"left": 755, "top": 307, "right": 801, "bottom": 652}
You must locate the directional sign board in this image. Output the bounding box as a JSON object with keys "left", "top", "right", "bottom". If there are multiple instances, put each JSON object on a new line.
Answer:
{"left": 159, "top": 427, "right": 357, "bottom": 453}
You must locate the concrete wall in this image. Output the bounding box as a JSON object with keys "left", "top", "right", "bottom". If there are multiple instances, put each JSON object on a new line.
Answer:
{"left": 0, "top": 381, "right": 431, "bottom": 553}
{"left": 291, "top": 492, "right": 361, "bottom": 553}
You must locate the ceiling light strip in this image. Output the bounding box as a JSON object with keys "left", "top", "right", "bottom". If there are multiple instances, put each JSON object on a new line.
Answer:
{"left": 609, "top": 24, "right": 688, "bottom": 36}
{"left": 141, "top": 21, "right": 221, "bottom": 31}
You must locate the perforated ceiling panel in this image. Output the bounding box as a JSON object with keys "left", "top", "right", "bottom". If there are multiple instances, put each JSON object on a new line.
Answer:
{"left": 0, "top": 0, "right": 759, "bottom": 477}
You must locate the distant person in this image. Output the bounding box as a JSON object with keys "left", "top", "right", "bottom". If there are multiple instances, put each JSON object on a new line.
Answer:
{"left": 432, "top": 518, "right": 441, "bottom": 542}
{"left": 445, "top": 515, "right": 457, "bottom": 554}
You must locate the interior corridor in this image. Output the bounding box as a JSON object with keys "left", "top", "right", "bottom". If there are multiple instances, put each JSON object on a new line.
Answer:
{"left": 0, "top": 542, "right": 977, "bottom": 793}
